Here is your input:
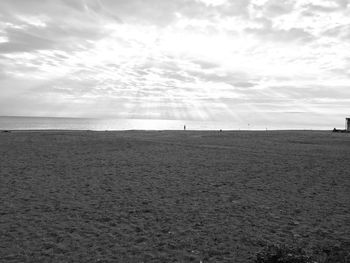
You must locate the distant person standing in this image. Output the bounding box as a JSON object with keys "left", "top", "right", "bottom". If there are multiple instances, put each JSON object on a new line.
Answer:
{"left": 184, "top": 125, "right": 186, "bottom": 131}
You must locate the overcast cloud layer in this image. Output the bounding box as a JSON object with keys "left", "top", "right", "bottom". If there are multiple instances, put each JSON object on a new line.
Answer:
{"left": 0, "top": 0, "right": 349, "bottom": 129}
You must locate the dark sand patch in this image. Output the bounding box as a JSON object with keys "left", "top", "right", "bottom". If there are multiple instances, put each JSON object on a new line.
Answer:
{"left": 0, "top": 131, "right": 349, "bottom": 262}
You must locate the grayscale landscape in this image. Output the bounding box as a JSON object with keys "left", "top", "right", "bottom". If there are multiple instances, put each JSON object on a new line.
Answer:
{"left": 1, "top": 0, "right": 350, "bottom": 262}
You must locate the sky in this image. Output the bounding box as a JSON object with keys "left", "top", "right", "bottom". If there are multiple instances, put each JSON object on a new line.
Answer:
{"left": 0, "top": 0, "right": 349, "bottom": 129}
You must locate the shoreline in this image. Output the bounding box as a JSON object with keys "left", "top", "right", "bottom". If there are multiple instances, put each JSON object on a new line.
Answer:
{"left": 1, "top": 129, "right": 334, "bottom": 132}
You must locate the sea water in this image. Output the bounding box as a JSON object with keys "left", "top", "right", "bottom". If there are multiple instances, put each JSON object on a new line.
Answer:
{"left": 0, "top": 115, "right": 337, "bottom": 131}
{"left": 0, "top": 116, "right": 238, "bottom": 131}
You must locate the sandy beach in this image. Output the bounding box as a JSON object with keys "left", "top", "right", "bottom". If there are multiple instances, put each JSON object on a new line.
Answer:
{"left": 0, "top": 130, "right": 349, "bottom": 262}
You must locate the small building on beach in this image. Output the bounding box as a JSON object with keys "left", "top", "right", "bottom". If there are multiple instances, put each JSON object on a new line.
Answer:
{"left": 333, "top": 117, "right": 350, "bottom": 133}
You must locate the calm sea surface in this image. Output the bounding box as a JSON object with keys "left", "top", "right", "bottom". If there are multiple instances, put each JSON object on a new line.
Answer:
{"left": 0, "top": 116, "right": 240, "bottom": 131}
{"left": 0, "top": 116, "right": 337, "bottom": 130}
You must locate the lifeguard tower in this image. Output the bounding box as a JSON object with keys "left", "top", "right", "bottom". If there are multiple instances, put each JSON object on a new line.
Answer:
{"left": 333, "top": 117, "right": 350, "bottom": 133}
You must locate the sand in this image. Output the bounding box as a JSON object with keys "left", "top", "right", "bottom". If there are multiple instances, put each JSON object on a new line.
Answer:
{"left": 0, "top": 130, "right": 349, "bottom": 262}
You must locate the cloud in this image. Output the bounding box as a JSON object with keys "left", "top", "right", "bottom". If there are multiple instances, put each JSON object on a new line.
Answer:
{"left": 0, "top": 0, "right": 118, "bottom": 54}
{"left": 324, "top": 24, "right": 350, "bottom": 40}
{"left": 250, "top": 0, "right": 296, "bottom": 17}
{"left": 215, "top": 0, "right": 251, "bottom": 17}
{"left": 192, "top": 59, "right": 220, "bottom": 69}
{"left": 90, "top": 0, "right": 209, "bottom": 25}
{"left": 245, "top": 16, "right": 314, "bottom": 43}
{"left": 0, "top": 26, "right": 54, "bottom": 53}
{"left": 0, "top": 0, "right": 349, "bottom": 128}
{"left": 305, "top": 1, "right": 347, "bottom": 13}
{"left": 248, "top": 26, "right": 312, "bottom": 43}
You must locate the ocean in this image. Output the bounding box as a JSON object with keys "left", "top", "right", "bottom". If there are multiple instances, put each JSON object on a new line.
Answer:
{"left": 0, "top": 115, "right": 338, "bottom": 131}
{"left": 0, "top": 116, "right": 239, "bottom": 131}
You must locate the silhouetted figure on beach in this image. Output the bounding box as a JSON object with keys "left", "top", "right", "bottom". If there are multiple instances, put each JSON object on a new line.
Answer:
{"left": 184, "top": 125, "right": 186, "bottom": 131}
